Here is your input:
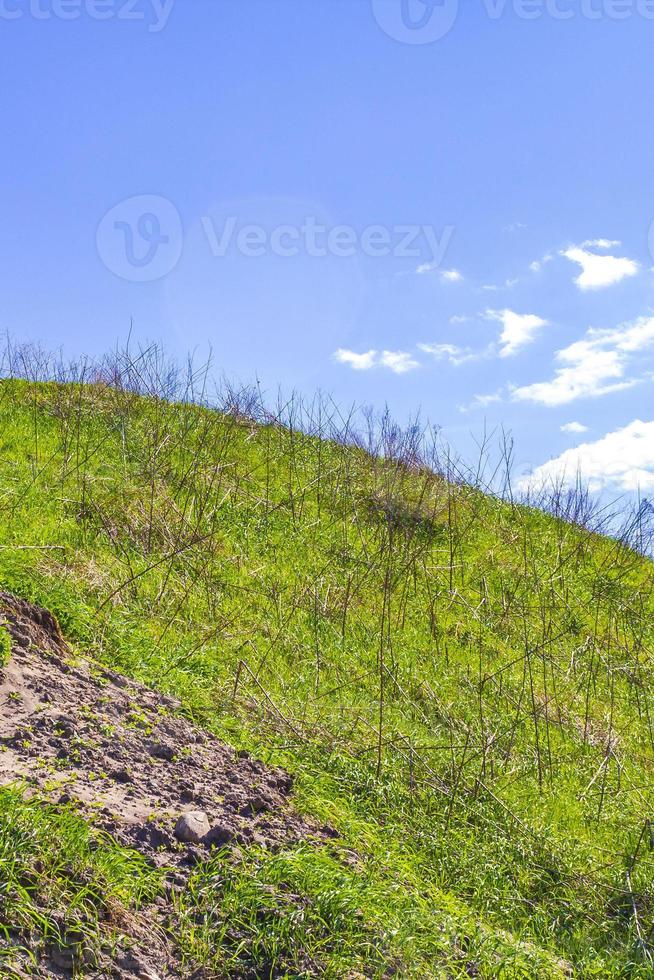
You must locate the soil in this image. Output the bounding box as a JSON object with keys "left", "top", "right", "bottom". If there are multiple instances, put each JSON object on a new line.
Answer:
{"left": 0, "top": 591, "right": 333, "bottom": 978}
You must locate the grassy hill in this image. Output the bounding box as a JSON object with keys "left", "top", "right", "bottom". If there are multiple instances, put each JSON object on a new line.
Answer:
{"left": 2, "top": 350, "right": 654, "bottom": 977}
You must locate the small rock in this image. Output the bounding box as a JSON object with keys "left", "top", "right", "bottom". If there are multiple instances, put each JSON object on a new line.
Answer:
{"left": 11, "top": 629, "right": 30, "bottom": 649}
{"left": 102, "top": 669, "right": 128, "bottom": 688}
{"left": 241, "top": 794, "right": 272, "bottom": 815}
{"left": 53, "top": 716, "right": 76, "bottom": 738}
{"left": 174, "top": 811, "right": 210, "bottom": 844}
{"left": 179, "top": 782, "right": 198, "bottom": 803}
{"left": 182, "top": 845, "right": 205, "bottom": 867}
{"left": 275, "top": 772, "right": 293, "bottom": 793}
{"left": 111, "top": 768, "right": 132, "bottom": 784}
{"left": 133, "top": 822, "right": 175, "bottom": 851}
{"left": 206, "top": 824, "right": 234, "bottom": 847}
{"left": 50, "top": 946, "right": 76, "bottom": 971}
{"left": 149, "top": 742, "right": 175, "bottom": 762}
{"left": 115, "top": 949, "right": 161, "bottom": 978}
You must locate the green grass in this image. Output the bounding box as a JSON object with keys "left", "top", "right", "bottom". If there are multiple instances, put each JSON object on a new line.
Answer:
{"left": 0, "top": 787, "right": 162, "bottom": 974}
{"left": 0, "top": 624, "right": 10, "bottom": 668}
{"left": 1, "top": 364, "right": 654, "bottom": 976}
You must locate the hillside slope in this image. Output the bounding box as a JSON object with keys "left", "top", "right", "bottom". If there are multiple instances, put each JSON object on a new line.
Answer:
{"left": 1, "top": 372, "right": 654, "bottom": 977}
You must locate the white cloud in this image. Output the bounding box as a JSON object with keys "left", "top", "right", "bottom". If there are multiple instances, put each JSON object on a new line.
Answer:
{"left": 415, "top": 263, "right": 463, "bottom": 282}
{"left": 441, "top": 268, "right": 463, "bottom": 282}
{"left": 379, "top": 350, "right": 420, "bottom": 373}
{"left": 333, "top": 348, "right": 420, "bottom": 373}
{"left": 459, "top": 389, "right": 504, "bottom": 413}
{"left": 513, "top": 348, "right": 631, "bottom": 406}
{"left": 450, "top": 314, "right": 471, "bottom": 325}
{"left": 529, "top": 252, "right": 553, "bottom": 273}
{"left": 485, "top": 308, "right": 549, "bottom": 357}
{"left": 512, "top": 315, "right": 654, "bottom": 407}
{"left": 561, "top": 245, "right": 639, "bottom": 290}
{"left": 561, "top": 421, "right": 589, "bottom": 434}
{"left": 473, "top": 391, "right": 502, "bottom": 406}
{"left": 482, "top": 278, "right": 519, "bottom": 292}
{"left": 333, "top": 348, "right": 378, "bottom": 371}
{"left": 520, "top": 420, "right": 654, "bottom": 492}
{"left": 418, "top": 342, "right": 477, "bottom": 366}
{"left": 580, "top": 238, "right": 621, "bottom": 249}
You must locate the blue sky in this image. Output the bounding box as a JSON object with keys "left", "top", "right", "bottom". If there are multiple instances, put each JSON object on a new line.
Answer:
{"left": 3, "top": 0, "right": 654, "bottom": 491}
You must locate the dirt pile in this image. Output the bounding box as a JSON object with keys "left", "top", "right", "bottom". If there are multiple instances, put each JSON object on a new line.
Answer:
{"left": 0, "top": 591, "right": 331, "bottom": 977}
{"left": 0, "top": 590, "right": 323, "bottom": 856}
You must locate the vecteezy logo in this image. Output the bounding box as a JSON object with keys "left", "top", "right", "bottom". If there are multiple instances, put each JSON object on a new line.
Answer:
{"left": 371, "top": 0, "right": 459, "bottom": 43}
{"left": 96, "top": 195, "right": 183, "bottom": 282}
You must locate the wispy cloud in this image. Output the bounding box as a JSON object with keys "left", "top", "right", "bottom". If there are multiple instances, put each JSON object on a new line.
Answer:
{"left": 423, "top": 307, "right": 549, "bottom": 368}
{"left": 561, "top": 244, "right": 639, "bottom": 290}
{"left": 529, "top": 252, "right": 553, "bottom": 273}
{"left": 333, "top": 348, "right": 420, "bottom": 374}
{"left": 485, "top": 308, "right": 549, "bottom": 357}
{"left": 415, "top": 263, "right": 463, "bottom": 282}
{"left": 561, "top": 421, "right": 589, "bottom": 434}
{"left": 520, "top": 419, "right": 654, "bottom": 492}
{"left": 512, "top": 315, "right": 654, "bottom": 406}
{"left": 459, "top": 389, "right": 504, "bottom": 413}
{"left": 418, "top": 342, "right": 477, "bottom": 366}
{"left": 580, "top": 238, "right": 621, "bottom": 249}
{"left": 482, "top": 278, "right": 519, "bottom": 292}
{"left": 504, "top": 221, "right": 527, "bottom": 233}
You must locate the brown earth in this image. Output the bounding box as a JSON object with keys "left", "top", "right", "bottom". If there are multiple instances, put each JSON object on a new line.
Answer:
{"left": 0, "top": 591, "right": 333, "bottom": 978}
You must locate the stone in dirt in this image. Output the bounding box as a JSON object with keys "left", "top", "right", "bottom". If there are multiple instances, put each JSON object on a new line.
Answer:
{"left": 174, "top": 811, "right": 211, "bottom": 843}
